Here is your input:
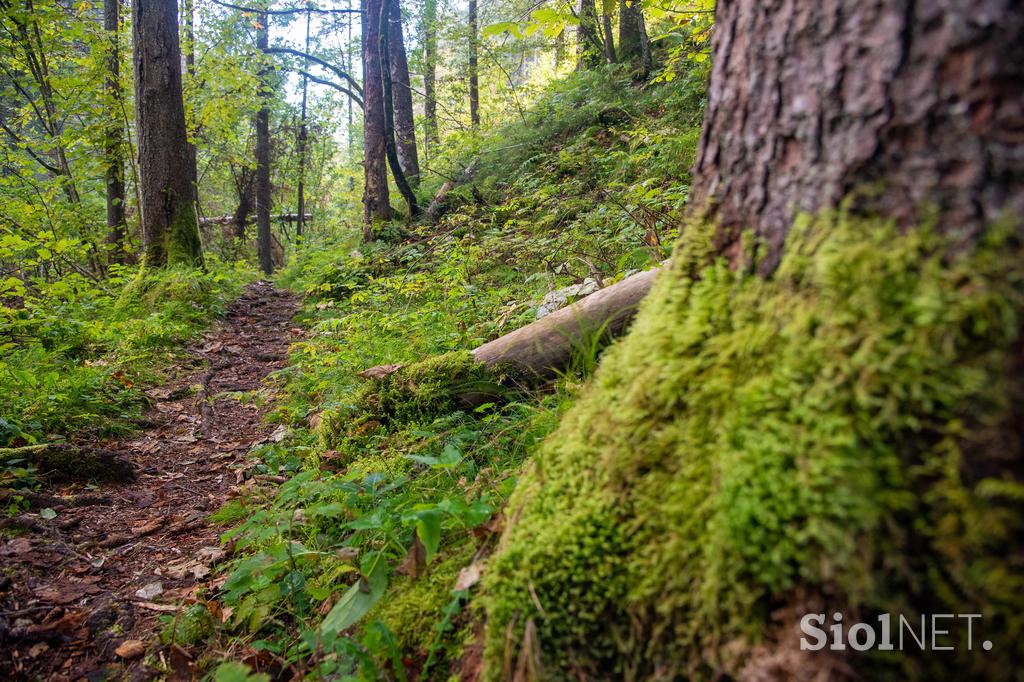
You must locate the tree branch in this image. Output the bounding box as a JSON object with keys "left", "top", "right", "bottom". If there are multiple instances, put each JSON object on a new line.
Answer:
{"left": 208, "top": 0, "right": 359, "bottom": 15}
{"left": 264, "top": 46, "right": 362, "bottom": 96}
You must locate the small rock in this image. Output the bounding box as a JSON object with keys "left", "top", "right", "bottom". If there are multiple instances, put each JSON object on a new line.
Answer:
{"left": 134, "top": 582, "right": 163, "bottom": 600}
{"left": 114, "top": 639, "right": 145, "bottom": 659}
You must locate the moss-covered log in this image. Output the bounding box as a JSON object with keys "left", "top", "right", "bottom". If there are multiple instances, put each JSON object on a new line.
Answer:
{"left": 0, "top": 444, "right": 135, "bottom": 482}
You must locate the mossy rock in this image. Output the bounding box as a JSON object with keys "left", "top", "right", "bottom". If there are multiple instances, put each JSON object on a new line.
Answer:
{"left": 482, "top": 214, "right": 1024, "bottom": 679}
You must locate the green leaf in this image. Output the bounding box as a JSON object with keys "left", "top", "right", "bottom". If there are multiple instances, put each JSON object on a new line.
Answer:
{"left": 40, "top": 507, "right": 57, "bottom": 520}
{"left": 320, "top": 561, "right": 388, "bottom": 635}
{"left": 213, "top": 661, "right": 271, "bottom": 682}
{"left": 416, "top": 509, "right": 442, "bottom": 563}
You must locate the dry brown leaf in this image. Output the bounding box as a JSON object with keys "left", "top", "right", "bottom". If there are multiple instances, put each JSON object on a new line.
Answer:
{"left": 115, "top": 639, "right": 145, "bottom": 659}
{"left": 357, "top": 363, "right": 404, "bottom": 379}
{"left": 455, "top": 561, "right": 484, "bottom": 591}
{"left": 397, "top": 535, "right": 427, "bottom": 579}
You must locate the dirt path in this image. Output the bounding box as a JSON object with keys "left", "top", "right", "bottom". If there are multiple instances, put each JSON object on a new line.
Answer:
{"left": 0, "top": 281, "right": 300, "bottom": 681}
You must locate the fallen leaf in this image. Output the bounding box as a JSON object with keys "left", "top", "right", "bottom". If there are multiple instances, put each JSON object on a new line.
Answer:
{"left": 135, "top": 581, "right": 164, "bottom": 600}
{"left": 39, "top": 508, "right": 57, "bottom": 520}
{"left": 397, "top": 535, "right": 426, "bottom": 579}
{"left": 455, "top": 561, "right": 484, "bottom": 591}
{"left": 196, "top": 546, "right": 227, "bottom": 565}
{"left": 115, "top": 639, "right": 145, "bottom": 659}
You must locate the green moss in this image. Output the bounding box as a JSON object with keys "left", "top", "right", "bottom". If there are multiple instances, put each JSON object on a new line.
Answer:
{"left": 160, "top": 603, "right": 215, "bottom": 647}
{"left": 482, "top": 213, "right": 1024, "bottom": 679}
{"left": 371, "top": 543, "right": 476, "bottom": 660}
{"left": 317, "top": 351, "right": 504, "bottom": 455}
{"left": 142, "top": 199, "right": 204, "bottom": 269}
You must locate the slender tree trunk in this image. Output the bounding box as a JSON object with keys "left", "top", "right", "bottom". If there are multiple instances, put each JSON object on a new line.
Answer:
{"left": 255, "top": 9, "right": 273, "bottom": 274}
{"left": 467, "top": 0, "right": 480, "bottom": 127}
{"left": 182, "top": 0, "right": 199, "bottom": 214}
{"left": 601, "top": 10, "right": 615, "bottom": 64}
{"left": 296, "top": 7, "right": 310, "bottom": 239}
{"left": 362, "top": 0, "right": 392, "bottom": 236}
{"left": 422, "top": 0, "right": 439, "bottom": 159}
{"left": 132, "top": 0, "right": 203, "bottom": 268}
{"left": 379, "top": 0, "right": 419, "bottom": 217}
{"left": 388, "top": 0, "right": 420, "bottom": 186}
{"left": 691, "top": 0, "right": 1024, "bottom": 273}
{"left": 576, "top": 0, "right": 602, "bottom": 69}
{"left": 103, "top": 0, "right": 127, "bottom": 262}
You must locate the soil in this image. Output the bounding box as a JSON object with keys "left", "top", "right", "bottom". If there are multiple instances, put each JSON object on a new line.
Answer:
{"left": 0, "top": 281, "right": 300, "bottom": 681}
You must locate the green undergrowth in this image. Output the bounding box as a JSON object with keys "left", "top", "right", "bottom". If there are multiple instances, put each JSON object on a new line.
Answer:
{"left": 0, "top": 259, "right": 252, "bottom": 467}
{"left": 482, "top": 213, "right": 1024, "bottom": 680}
{"left": 207, "top": 65, "right": 709, "bottom": 679}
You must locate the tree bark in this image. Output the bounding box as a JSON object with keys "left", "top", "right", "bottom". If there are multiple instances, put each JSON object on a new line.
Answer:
{"left": 362, "top": 0, "right": 393, "bottom": 238}
{"left": 183, "top": 0, "right": 199, "bottom": 215}
{"left": 255, "top": 9, "right": 273, "bottom": 274}
{"left": 601, "top": 9, "right": 615, "bottom": 64}
{"left": 467, "top": 0, "right": 480, "bottom": 127}
{"left": 691, "top": 0, "right": 1024, "bottom": 273}
{"left": 379, "top": 0, "right": 420, "bottom": 218}
{"left": 132, "top": 0, "right": 203, "bottom": 268}
{"left": 388, "top": 0, "right": 420, "bottom": 186}
{"left": 617, "top": 0, "right": 642, "bottom": 61}
{"left": 103, "top": 0, "right": 127, "bottom": 262}
{"left": 576, "top": 0, "right": 602, "bottom": 69}
{"left": 296, "top": 7, "right": 311, "bottom": 239}
{"left": 421, "top": 0, "right": 439, "bottom": 158}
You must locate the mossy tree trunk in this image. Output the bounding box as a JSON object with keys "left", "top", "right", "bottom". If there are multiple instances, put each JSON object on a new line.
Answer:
{"left": 132, "top": 0, "right": 203, "bottom": 268}
{"left": 691, "top": 0, "right": 1024, "bottom": 273}
{"left": 484, "top": 1, "right": 1024, "bottom": 679}
{"left": 103, "top": 0, "right": 127, "bottom": 263}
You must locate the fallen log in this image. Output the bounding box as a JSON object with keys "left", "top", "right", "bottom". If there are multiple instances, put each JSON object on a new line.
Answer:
{"left": 361, "top": 264, "right": 663, "bottom": 382}
{"left": 0, "top": 444, "right": 135, "bottom": 482}
{"left": 199, "top": 212, "right": 311, "bottom": 227}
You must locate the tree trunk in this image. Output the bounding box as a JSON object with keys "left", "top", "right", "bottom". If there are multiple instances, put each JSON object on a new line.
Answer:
{"left": 379, "top": 0, "right": 420, "bottom": 217}
{"left": 481, "top": 2, "right": 1024, "bottom": 678}
{"left": 467, "top": 0, "right": 480, "bottom": 128}
{"left": 103, "top": 0, "right": 127, "bottom": 262}
{"left": 255, "top": 9, "right": 273, "bottom": 274}
{"left": 421, "top": 0, "right": 439, "bottom": 158}
{"left": 617, "top": 0, "right": 642, "bottom": 61}
{"left": 362, "top": 0, "right": 393, "bottom": 238}
{"left": 691, "top": 0, "right": 1024, "bottom": 273}
{"left": 576, "top": 0, "right": 602, "bottom": 69}
{"left": 132, "top": 0, "right": 203, "bottom": 268}
{"left": 183, "top": 0, "right": 199, "bottom": 216}
{"left": 388, "top": 0, "right": 420, "bottom": 186}
{"left": 296, "top": 7, "right": 311, "bottom": 239}
{"left": 601, "top": 9, "right": 615, "bottom": 64}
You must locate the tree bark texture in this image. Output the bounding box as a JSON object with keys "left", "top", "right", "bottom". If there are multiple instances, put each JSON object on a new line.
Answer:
{"left": 132, "top": 0, "right": 203, "bottom": 267}
{"left": 691, "top": 0, "right": 1024, "bottom": 272}
{"left": 601, "top": 10, "right": 615, "bottom": 64}
{"left": 422, "top": 0, "right": 439, "bottom": 156}
{"left": 362, "top": 0, "right": 393, "bottom": 237}
{"left": 388, "top": 0, "right": 420, "bottom": 186}
{"left": 576, "top": 0, "right": 602, "bottom": 69}
{"left": 256, "top": 10, "right": 273, "bottom": 274}
{"left": 103, "top": 0, "right": 127, "bottom": 261}
{"left": 617, "top": 0, "right": 642, "bottom": 61}
{"left": 379, "top": 0, "right": 420, "bottom": 217}
{"left": 468, "top": 0, "right": 480, "bottom": 127}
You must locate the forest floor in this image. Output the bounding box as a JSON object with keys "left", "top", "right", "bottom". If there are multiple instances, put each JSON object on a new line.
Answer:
{"left": 0, "top": 281, "right": 299, "bottom": 681}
